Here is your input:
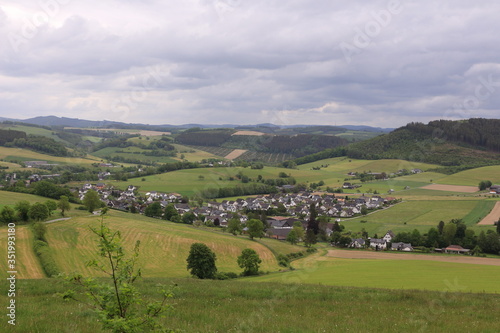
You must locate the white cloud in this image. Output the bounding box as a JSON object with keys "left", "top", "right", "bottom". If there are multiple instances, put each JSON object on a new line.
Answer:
{"left": 0, "top": 0, "right": 499, "bottom": 126}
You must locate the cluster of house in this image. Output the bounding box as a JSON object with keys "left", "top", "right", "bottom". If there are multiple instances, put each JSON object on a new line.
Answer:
{"left": 349, "top": 231, "right": 414, "bottom": 251}
{"left": 76, "top": 183, "right": 399, "bottom": 232}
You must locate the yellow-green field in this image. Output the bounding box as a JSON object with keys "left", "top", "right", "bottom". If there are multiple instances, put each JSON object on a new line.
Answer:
{"left": 0, "top": 146, "right": 101, "bottom": 165}
{"left": 110, "top": 166, "right": 324, "bottom": 195}
{"left": 0, "top": 210, "right": 302, "bottom": 279}
{"left": 437, "top": 165, "right": 500, "bottom": 186}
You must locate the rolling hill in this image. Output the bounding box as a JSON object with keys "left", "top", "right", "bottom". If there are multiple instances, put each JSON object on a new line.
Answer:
{"left": 344, "top": 118, "right": 500, "bottom": 167}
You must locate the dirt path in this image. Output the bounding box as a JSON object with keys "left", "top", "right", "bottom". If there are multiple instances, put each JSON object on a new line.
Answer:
{"left": 327, "top": 249, "right": 500, "bottom": 266}
{"left": 421, "top": 184, "right": 478, "bottom": 193}
{"left": 478, "top": 201, "right": 500, "bottom": 225}
{"left": 44, "top": 217, "right": 72, "bottom": 224}
{"left": 224, "top": 149, "right": 247, "bottom": 160}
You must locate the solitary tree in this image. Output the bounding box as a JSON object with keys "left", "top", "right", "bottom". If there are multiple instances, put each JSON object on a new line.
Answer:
{"left": 83, "top": 190, "right": 101, "bottom": 213}
{"left": 57, "top": 195, "right": 71, "bottom": 217}
{"left": 186, "top": 243, "right": 217, "bottom": 279}
{"left": 237, "top": 249, "right": 262, "bottom": 276}
{"left": 246, "top": 219, "right": 264, "bottom": 240}
{"left": 61, "top": 209, "right": 173, "bottom": 332}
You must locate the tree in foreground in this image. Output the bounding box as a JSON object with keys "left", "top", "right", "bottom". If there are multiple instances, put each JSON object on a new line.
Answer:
{"left": 57, "top": 195, "right": 71, "bottom": 217}
{"left": 61, "top": 209, "right": 174, "bottom": 333}
{"left": 83, "top": 189, "right": 102, "bottom": 213}
{"left": 186, "top": 243, "right": 217, "bottom": 279}
{"left": 246, "top": 219, "right": 264, "bottom": 240}
{"left": 237, "top": 248, "right": 262, "bottom": 276}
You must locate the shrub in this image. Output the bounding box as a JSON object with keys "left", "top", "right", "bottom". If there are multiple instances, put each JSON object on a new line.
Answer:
{"left": 33, "top": 240, "right": 59, "bottom": 277}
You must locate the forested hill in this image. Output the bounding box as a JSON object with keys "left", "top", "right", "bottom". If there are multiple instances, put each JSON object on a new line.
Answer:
{"left": 345, "top": 118, "right": 500, "bottom": 166}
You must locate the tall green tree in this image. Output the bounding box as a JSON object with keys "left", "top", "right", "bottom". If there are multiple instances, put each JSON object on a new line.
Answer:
{"left": 29, "top": 202, "right": 50, "bottom": 221}
{"left": 83, "top": 190, "right": 101, "bottom": 213}
{"left": 304, "top": 228, "right": 317, "bottom": 247}
{"left": 246, "top": 219, "right": 264, "bottom": 240}
{"left": 61, "top": 209, "right": 173, "bottom": 332}
{"left": 237, "top": 249, "right": 262, "bottom": 276}
{"left": 145, "top": 202, "right": 163, "bottom": 218}
{"left": 306, "top": 203, "right": 319, "bottom": 235}
{"left": 163, "top": 204, "right": 179, "bottom": 221}
{"left": 227, "top": 218, "right": 243, "bottom": 235}
{"left": 0, "top": 206, "right": 17, "bottom": 224}
{"left": 58, "top": 195, "right": 71, "bottom": 217}
{"left": 442, "top": 223, "right": 457, "bottom": 246}
{"left": 45, "top": 200, "right": 57, "bottom": 216}
{"left": 286, "top": 229, "right": 298, "bottom": 245}
{"left": 15, "top": 200, "right": 31, "bottom": 222}
{"left": 186, "top": 243, "right": 217, "bottom": 279}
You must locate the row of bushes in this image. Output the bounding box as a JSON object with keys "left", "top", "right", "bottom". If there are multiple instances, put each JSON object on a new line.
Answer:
{"left": 32, "top": 223, "right": 60, "bottom": 277}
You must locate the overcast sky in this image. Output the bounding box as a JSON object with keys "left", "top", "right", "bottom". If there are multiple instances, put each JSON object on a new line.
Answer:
{"left": 1, "top": 1, "right": 499, "bottom": 127}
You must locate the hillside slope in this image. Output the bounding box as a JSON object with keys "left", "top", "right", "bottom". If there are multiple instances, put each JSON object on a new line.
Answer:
{"left": 345, "top": 118, "right": 500, "bottom": 166}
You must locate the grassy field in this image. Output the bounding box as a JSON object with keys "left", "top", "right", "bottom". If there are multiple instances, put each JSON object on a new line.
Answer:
{"left": 1, "top": 209, "right": 302, "bottom": 279}
{"left": 2, "top": 278, "right": 500, "bottom": 332}
{"left": 0, "top": 191, "right": 59, "bottom": 209}
{"left": 339, "top": 199, "right": 498, "bottom": 234}
{"left": 0, "top": 146, "right": 101, "bottom": 165}
{"left": 110, "top": 166, "right": 323, "bottom": 195}
{"left": 253, "top": 254, "right": 500, "bottom": 293}
{"left": 438, "top": 165, "right": 500, "bottom": 186}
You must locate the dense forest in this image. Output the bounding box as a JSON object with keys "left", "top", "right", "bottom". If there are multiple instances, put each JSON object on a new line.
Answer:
{"left": 0, "top": 129, "right": 26, "bottom": 145}
{"left": 4, "top": 134, "right": 69, "bottom": 156}
{"left": 343, "top": 118, "right": 500, "bottom": 166}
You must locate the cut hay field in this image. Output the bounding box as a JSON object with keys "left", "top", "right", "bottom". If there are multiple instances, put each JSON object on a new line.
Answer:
{"left": 340, "top": 199, "right": 497, "bottom": 234}
{"left": 0, "top": 224, "right": 45, "bottom": 278}
{"left": 40, "top": 210, "right": 301, "bottom": 279}
{"left": 253, "top": 251, "right": 500, "bottom": 293}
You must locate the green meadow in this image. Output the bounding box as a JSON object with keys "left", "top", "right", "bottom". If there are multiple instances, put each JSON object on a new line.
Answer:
{"left": 2, "top": 278, "right": 500, "bottom": 332}
{"left": 438, "top": 165, "right": 500, "bottom": 186}
{"left": 340, "top": 199, "right": 498, "bottom": 234}
{"left": 111, "top": 166, "right": 323, "bottom": 195}
{"left": 253, "top": 256, "right": 500, "bottom": 293}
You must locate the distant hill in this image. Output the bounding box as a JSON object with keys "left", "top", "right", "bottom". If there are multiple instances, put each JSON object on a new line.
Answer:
{"left": 8, "top": 115, "right": 390, "bottom": 133}
{"left": 345, "top": 118, "right": 500, "bottom": 167}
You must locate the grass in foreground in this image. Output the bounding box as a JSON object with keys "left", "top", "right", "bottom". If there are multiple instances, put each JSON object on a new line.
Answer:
{"left": 2, "top": 278, "right": 500, "bottom": 332}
